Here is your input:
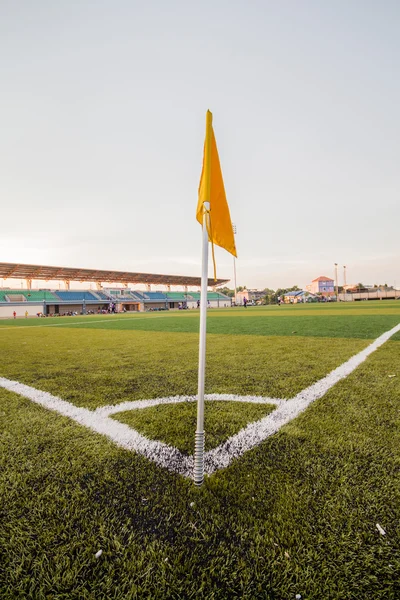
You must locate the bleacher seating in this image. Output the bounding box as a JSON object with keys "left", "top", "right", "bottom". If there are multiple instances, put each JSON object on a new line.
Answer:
{"left": 26, "top": 291, "right": 59, "bottom": 301}
{"left": 104, "top": 290, "right": 136, "bottom": 300}
{"left": 130, "top": 290, "right": 146, "bottom": 300}
{"left": 143, "top": 292, "right": 167, "bottom": 300}
{"left": 185, "top": 292, "right": 228, "bottom": 301}
{"left": 5, "top": 290, "right": 59, "bottom": 302}
{"left": 56, "top": 291, "right": 98, "bottom": 301}
{"left": 166, "top": 292, "right": 187, "bottom": 301}
{"left": 95, "top": 292, "right": 111, "bottom": 301}
{"left": 0, "top": 288, "right": 231, "bottom": 310}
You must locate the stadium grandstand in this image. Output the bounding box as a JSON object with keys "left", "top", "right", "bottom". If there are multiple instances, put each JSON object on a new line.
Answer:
{"left": 0, "top": 262, "right": 231, "bottom": 317}
{"left": 0, "top": 262, "right": 228, "bottom": 289}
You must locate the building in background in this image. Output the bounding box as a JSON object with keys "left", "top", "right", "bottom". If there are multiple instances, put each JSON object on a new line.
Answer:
{"left": 307, "top": 276, "right": 335, "bottom": 297}
{"left": 282, "top": 290, "right": 318, "bottom": 303}
{"left": 236, "top": 289, "right": 266, "bottom": 305}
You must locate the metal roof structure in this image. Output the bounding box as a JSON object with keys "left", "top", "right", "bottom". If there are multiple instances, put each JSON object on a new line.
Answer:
{"left": 282, "top": 290, "right": 304, "bottom": 297}
{"left": 0, "top": 262, "right": 229, "bottom": 288}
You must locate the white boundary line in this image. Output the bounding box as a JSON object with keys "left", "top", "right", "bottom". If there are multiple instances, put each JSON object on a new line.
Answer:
{"left": 94, "top": 393, "right": 283, "bottom": 417}
{"left": 1, "top": 323, "right": 399, "bottom": 479}
{"left": 0, "top": 314, "right": 174, "bottom": 331}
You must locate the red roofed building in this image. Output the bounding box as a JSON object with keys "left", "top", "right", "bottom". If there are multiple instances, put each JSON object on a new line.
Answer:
{"left": 307, "top": 276, "right": 335, "bottom": 296}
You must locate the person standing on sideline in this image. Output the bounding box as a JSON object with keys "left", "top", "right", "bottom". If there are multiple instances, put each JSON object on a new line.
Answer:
{"left": 243, "top": 297, "right": 248, "bottom": 308}
{"left": 13, "top": 311, "right": 16, "bottom": 319}
{"left": 25, "top": 310, "right": 28, "bottom": 318}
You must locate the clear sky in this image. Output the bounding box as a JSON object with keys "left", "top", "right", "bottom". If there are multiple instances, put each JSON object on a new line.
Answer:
{"left": 1, "top": 0, "right": 399, "bottom": 290}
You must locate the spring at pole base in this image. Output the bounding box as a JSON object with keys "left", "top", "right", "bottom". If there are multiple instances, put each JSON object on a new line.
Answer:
{"left": 194, "top": 431, "right": 205, "bottom": 486}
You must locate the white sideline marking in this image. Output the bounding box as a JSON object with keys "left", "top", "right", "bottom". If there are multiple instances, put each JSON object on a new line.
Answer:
{"left": 0, "top": 377, "right": 191, "bottom": 474}
{"left": 94, "top": 393, "right": 283, "bottom": 417}
{"left": 1, "top": 323, "right": 399, "bottom": 479}
{"left": 0, "top": 314, "right": 173, "bottom": 331}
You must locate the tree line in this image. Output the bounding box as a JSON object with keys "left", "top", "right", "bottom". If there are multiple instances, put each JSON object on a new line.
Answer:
{"left": 219, "top": 285, "right": 302, "bottom": 305}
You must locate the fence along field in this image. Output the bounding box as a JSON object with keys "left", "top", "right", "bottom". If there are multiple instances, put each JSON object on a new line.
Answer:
{"left": 0, "top": 301, "right": 399, "bottom": 598}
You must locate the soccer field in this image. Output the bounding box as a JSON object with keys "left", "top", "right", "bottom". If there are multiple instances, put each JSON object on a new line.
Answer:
{"left": 1, "top": 302, "right": 399, "bottom": 598}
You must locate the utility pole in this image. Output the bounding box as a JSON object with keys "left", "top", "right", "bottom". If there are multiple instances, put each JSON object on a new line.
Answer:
{"left": 334, "top": 263, "right": 338, "bottom": 301}
{"left": 343, "top": 265, "right": 347, "bottom": 297}
{"left": 232, "top": 224, "right": 237, "bottom": 305}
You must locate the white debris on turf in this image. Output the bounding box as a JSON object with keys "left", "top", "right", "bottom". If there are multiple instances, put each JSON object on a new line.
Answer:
{"left": 376, "top": 523, "right": 386, "bottom": 536}
{"left": 95, "top": 550, "right": 103, "bottom": 558}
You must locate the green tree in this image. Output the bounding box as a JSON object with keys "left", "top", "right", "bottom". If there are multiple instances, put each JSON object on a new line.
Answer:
{"left": 271, "top": 285, "right": 301, "bottom": 304}
{"left": 262, "top": 288, "right": 275, "bottom": 305}
{"left": 219, "top": 287, "right": 234, "bottom": 298}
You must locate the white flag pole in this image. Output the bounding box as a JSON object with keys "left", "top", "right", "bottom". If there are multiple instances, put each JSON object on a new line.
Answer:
{"left": 194, "top": 201, "right": 210, "bottom": 486}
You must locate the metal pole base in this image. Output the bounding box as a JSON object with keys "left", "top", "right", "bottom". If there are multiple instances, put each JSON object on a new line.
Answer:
{"left": 194, "top": 431, "right": 205, "bottom": 486}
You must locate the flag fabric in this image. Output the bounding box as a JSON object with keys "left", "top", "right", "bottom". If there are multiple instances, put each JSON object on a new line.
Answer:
{"left": 196, "top": 110, "right": 237, "bottom": 260}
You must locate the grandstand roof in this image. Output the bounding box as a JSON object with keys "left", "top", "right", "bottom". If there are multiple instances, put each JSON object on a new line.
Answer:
{"left": 0, "top": 262, "right": 229, "bottom": 288}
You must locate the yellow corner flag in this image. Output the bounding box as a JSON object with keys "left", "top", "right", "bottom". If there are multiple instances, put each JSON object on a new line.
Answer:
{"left": 194, "top": 111, "right": 237, "bottom": 485}
{"left": 196, "top": 111, "right": 237, "bottom": 271}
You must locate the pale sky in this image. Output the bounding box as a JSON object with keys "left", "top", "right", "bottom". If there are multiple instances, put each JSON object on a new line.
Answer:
{"left": 1, "top": 0, "right": 399, "bottom": 290}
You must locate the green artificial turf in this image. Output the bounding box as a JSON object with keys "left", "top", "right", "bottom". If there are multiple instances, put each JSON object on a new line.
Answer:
{"left": 1, "top": 301, "right": 400, "bottom": 341}
{"left": 113, "top": 401, "right": 276, "bottom": 454}
{"left": 0, "top": 304, "right": 399, "bottom": 598}
{"left": 0, "top": 327, "right": 368, "bottom": 407}
{"left": 52, "top": 312, "right": 399, "bottom": 339}
{"left": 0, "top": 339, "right": 399, "bottom": 598}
